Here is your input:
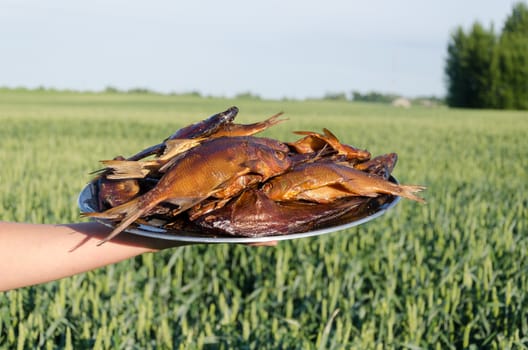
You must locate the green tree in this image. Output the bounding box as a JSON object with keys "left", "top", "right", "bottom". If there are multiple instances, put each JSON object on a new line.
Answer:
{"left": 445, "top": 23, "right": 498, "bottom": 108}
{"left": 496, "top": 2, "right": 528, "bottom": 109}
{"left": 503, "top": 2, "right": 528, "bottom": 35}
{"left": 445, "top": 2, "right": 528, "bottom": 110}
{"left": 445, "top": 27, "right": 469, "bottom": 107}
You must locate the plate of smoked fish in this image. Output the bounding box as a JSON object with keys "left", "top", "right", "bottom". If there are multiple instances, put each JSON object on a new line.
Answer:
{"left": 78, "top": 107, "right": 425, "bottom": 244}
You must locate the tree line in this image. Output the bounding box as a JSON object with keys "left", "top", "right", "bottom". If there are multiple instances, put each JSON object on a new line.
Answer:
{"left": 445, "top": 2, "right": 528, "bottom": 110}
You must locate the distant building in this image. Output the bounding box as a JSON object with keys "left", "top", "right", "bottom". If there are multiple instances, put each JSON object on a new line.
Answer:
{"left": 392, "top": 97, "right": 411, "bottom": 108}
{"left": 419, "top": 99, "right": 437, "bottom": 108}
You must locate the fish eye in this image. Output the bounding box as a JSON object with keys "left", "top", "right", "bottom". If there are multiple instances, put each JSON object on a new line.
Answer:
{"left": 275, "top": 151, "right": 286, "bottom": 160}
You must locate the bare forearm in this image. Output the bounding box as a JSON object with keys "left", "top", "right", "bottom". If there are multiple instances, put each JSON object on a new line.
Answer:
{"left": 0, "top": 220, "right": 276, "bottom": 291}
{"left": 0, "top": 222, "right": 164, "bottom": 291}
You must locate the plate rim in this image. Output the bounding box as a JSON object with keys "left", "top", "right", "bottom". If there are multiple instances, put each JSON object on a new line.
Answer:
{"left": 78, "top": 178, "right": 401, "bottom": 243}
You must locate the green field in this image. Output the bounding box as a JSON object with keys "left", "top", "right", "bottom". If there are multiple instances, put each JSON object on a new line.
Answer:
{"left": 0, "top": 89, "right": 527, "bottom": 349}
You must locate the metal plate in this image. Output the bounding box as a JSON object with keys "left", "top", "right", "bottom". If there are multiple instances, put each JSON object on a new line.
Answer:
{"left": 78, "top": 178, "right": 401, "bottom": 243}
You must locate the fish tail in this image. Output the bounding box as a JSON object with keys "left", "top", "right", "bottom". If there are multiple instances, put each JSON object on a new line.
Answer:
{"left": 265, "top": 112, "right": 287, "bottom": 126}
{"left": 394, "top": 184, "right": 427, "bottom": 203}
{"left": 96, "top": 197, "right": 159, "bottom": 245}
{"left": 95, "top": 193, "right": 207, "bottom": 245}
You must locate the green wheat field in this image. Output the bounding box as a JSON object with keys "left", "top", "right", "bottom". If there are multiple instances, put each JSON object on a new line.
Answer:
{"left": 0, "top": 89, "right": 527, "bottom": 349}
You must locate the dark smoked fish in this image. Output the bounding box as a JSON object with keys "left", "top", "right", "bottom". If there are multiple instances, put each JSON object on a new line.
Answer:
{"left": 83, "top": 107, "right": 426, "bottom": 244}
{"left": 85, "top": 136, "right": 292, "bottom": 244}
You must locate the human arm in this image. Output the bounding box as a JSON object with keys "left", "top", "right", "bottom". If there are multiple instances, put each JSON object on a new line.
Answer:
{"left": 0, "top": 221, "right": 185, "bottom": 292}
{"left": 0, "top": 221, "right": 276, "bottom": 292}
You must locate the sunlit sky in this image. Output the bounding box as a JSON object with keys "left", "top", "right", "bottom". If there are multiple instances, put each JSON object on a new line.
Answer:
{"left": 0, "top": 0, "right": 521, "bottom": 99}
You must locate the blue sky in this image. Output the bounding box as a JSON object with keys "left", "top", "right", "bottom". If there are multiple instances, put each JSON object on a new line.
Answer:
{"left": 0, "top": 0, "right": 520, "bottom": 99}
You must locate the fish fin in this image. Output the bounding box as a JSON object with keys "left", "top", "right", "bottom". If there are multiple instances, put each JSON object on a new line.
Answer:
{"left": 81, "top": 197, "right": 141, "bottom": 220}
{"left": 147, "top": 196, "right": 212, "bottom": 223}
{"left": 163, "top": 196, "right": 208, "bottom": 207}
{"left": 322, "top": 128, "right": 339, "bottom": 141}
{"left": 101, "top": 160, "right": 154, "bottom": 179}
{"left": 293, "top": 129, "right": 336, "bottom": 140}
{"left": 292, "top": 130, "right": 317, "bottom": 136}
{"left": 160, "top": 139, "right": 203, "bottom": 160}
{"left": 159, "top": 141, "right": 206, "bottom": 172}
{"left": 89, "top": 167, "right": 107, "bottom": 175}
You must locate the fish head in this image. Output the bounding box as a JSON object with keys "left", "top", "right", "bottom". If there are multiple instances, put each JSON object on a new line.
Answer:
{"left": 98, "top": 177, "right": 140, "bottom": 208}
{"left": 261, "top": 176, "right": 292, "bottom": 201}
{"left": 245, "top": 144, "right": 292, "bottom": 180}
{"left": 382, "top": 153, "right": 398, "bottom": 173}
